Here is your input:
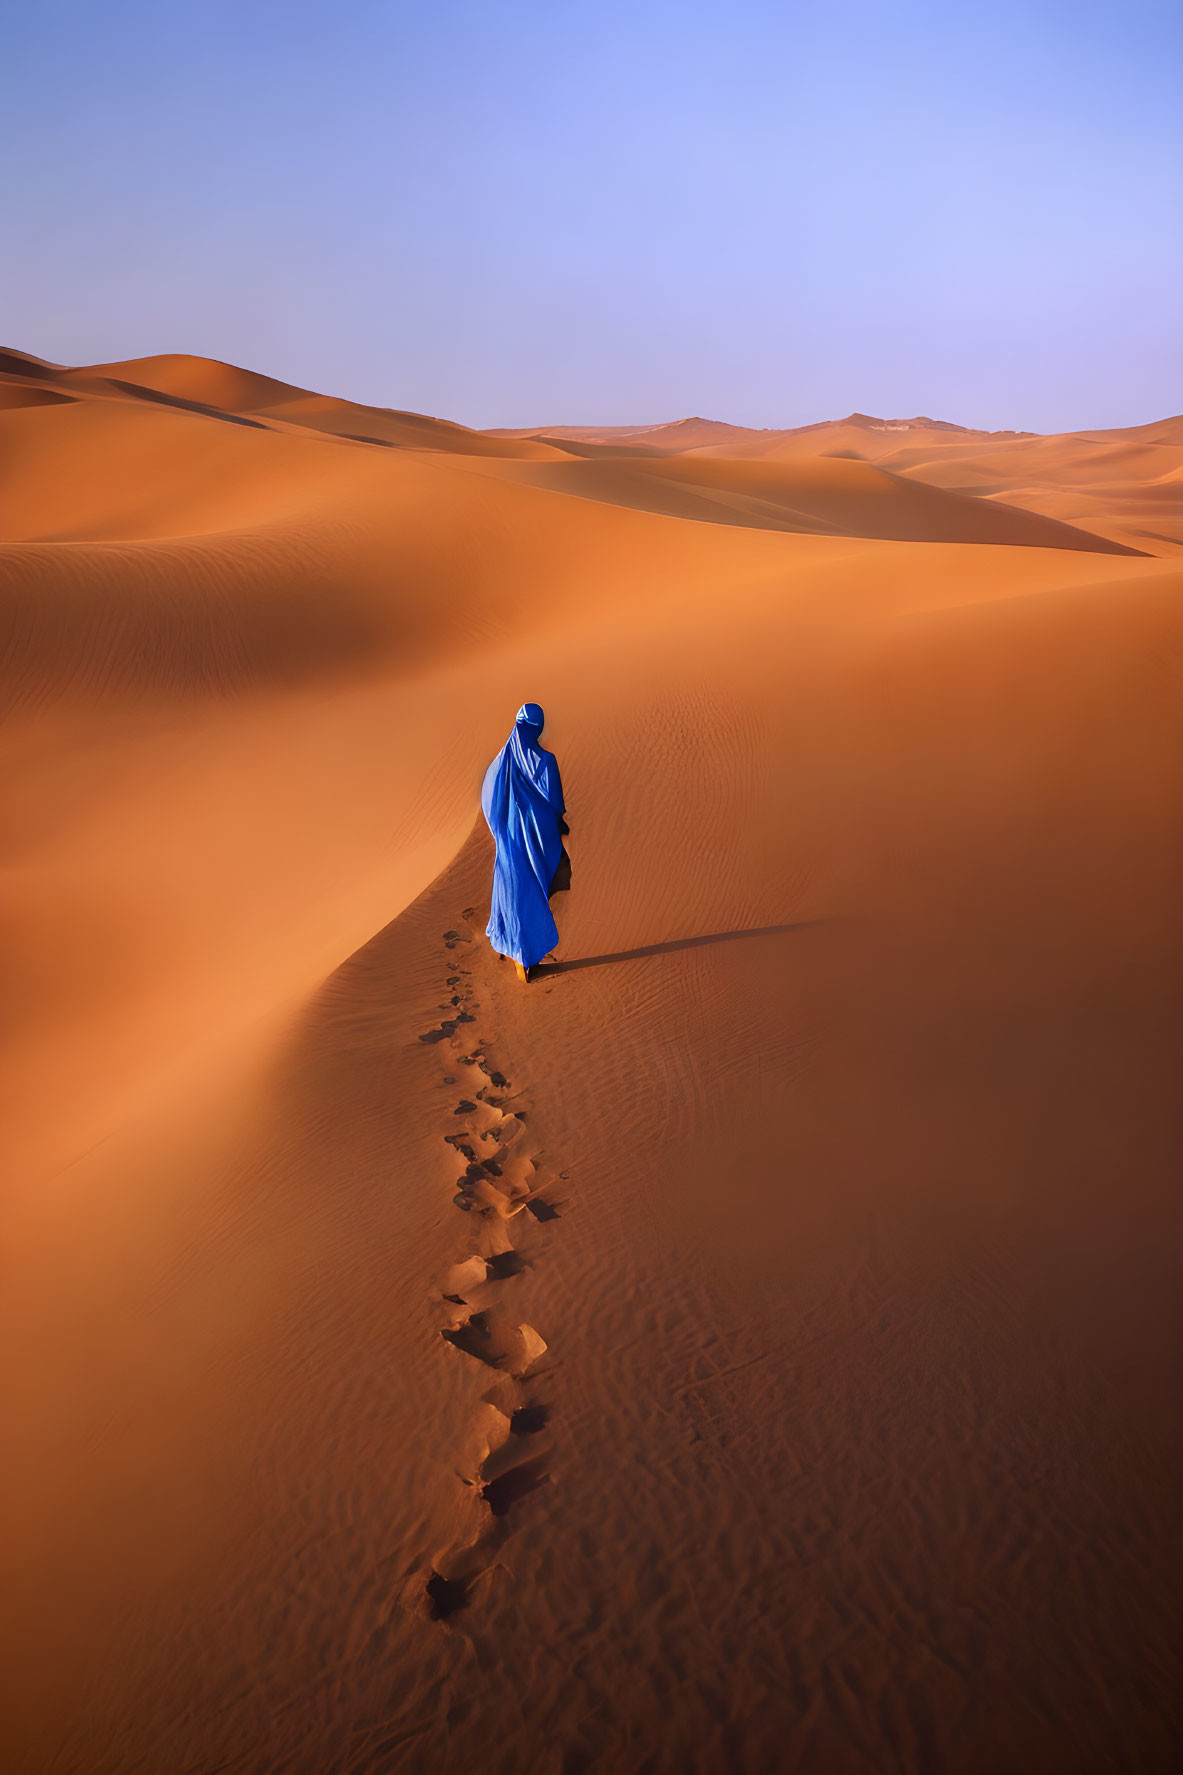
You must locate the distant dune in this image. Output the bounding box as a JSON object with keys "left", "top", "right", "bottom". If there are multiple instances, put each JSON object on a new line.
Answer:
{"left": 0, "top": 347, "right": 568, "bottom": 459}
{"left": 3, "top": 347, "right": 1180, "bottom": 1775}
{"left": 468, "top": 451, "right": 1146, "bottom": 553}
{"left": 492, "top": 404, "right": 1183, "bottom": 554}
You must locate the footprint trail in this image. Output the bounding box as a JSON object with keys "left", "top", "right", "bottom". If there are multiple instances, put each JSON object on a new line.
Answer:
{"left": 415, "top": 910, "right": 565, "bottom": 1622}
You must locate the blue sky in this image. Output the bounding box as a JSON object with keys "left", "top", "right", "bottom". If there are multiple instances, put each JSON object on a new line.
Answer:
{"left": 3, "top": 1, "right": 1179, "bottom": 429}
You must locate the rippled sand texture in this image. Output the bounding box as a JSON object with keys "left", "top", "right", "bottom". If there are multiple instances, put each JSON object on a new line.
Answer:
{"left": 3, "top": 351, "right": 1180, "bottom": 1774}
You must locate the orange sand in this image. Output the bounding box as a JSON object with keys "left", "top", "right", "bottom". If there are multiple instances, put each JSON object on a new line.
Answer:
{"left": 2, "top": 351, "right": 1180, "bottom": 1774}
{"left": 494, "top": 406, "right": 1183, "bottom": 556}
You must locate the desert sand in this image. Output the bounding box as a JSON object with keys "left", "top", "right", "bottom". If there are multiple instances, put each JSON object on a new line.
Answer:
{"left": 492, "top": 407, "right": 1183, "bottom": 557}
{"left": 2, "top": 350, "right": 1180, "bottom": 1774}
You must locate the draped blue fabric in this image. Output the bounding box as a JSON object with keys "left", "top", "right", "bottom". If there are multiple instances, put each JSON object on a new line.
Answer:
{"left": 481, "top": 702, "right": 565, "bottom": 969}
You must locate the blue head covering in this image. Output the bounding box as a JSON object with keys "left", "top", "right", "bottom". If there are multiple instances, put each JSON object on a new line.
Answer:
{"left": 481, "top": 703, "right": 565, "bottom": 969}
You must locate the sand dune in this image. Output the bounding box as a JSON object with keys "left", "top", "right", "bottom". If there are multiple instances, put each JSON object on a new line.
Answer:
{"left": 3, "top": 350, "right": 565, "bottom": 459}
{"left": 63, "top": 350, "right": 325, "bottom": 412}
{"left": 0, "top": 347, "right": 65, "bottom": 378}
{"left": 491, "top": 410, "right": 1033, "bottom": 457}
{"left": 871, "top": 421, "right": 1183, "bottom": 555}
{"left": 492, "top": 405, "right": 1183, "bottom": 554}
{"left": 691, "top": 412, "right": 1035, "bottom": 460}
{"left": 0, "top": 382, "right": 75, "bottom": 411}
{"left": 471, "top": 451, "right": 1142, "bottom": 551}
{"left": 3, "top": 351, "right": 1180, "bottom": 1774}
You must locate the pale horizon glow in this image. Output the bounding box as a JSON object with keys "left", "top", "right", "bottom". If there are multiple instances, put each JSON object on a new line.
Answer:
{"left": 3, "top": 1, "right": 1180, "bottom": 433}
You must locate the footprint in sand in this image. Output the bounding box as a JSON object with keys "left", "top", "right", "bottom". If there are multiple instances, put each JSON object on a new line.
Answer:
{"left": 440, "top": 1308, "right": 548, "bottom": 1376}
{"left": 423, "top": 1389, "right": 554, "bottom": 1620}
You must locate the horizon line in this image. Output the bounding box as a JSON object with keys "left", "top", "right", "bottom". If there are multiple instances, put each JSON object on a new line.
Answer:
{"left": 2, "top": 340, "right": 1179, "bottom": 443}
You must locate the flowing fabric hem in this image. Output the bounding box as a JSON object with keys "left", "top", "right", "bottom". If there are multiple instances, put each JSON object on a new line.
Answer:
{"left": 485, "top": 910, "right": 559, "bottom": 971}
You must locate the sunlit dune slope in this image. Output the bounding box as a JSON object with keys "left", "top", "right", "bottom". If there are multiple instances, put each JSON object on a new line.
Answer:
{"left": 689, "top": 412, "right": 1032, "bottom": 460}
{"left": 878, "top": 414, "right": 1183, "bottom": 485}
{"left": 486, "top": 405, "right": 1182, "bottom": 553}
{"left": 873, "top": 417, "right": 1183, "bottom": 554}
{"left": 1, "top": 396, "right": 376, "bottom": 540}
{"left": 10, "top": 345, "right": 1175, "bottom": 548}
{"left": 2, "top": 376, "right": 1139, "bottom": 556}
{"left": 0, "top": 347, "right": 565, "bottom": 458}
{"left": 63, "top": 351, "right": 324, "bottom": 412}
{"left": 2, "top": 347, "right": 1180, "bottom": 1775}
{"left": 489, "top": 410, "right": 1029, "bottom": 456}
{"left": 472, "top": 450, "right": 1142, "bottom": 551}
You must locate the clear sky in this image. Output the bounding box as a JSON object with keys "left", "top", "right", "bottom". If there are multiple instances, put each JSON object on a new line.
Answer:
{"left": 3, "top": 1, "right": 1180, "bottom": 430}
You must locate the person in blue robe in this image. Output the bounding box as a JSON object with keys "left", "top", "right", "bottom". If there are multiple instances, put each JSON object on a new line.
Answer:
{"left": 481, "top": 702, "right": 568, "bottom": 980}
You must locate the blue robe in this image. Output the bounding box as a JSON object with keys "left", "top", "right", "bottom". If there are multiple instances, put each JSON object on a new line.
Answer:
{"left": 481, "top": 702, "right": 565, "bottom": 969}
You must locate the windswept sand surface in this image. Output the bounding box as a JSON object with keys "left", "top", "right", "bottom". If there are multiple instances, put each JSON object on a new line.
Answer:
{"left": 2, "top": 353, "right": 1181, "bottom": 1774}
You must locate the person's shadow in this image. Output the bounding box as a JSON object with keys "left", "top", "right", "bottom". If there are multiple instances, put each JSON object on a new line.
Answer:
{"left": 533, "top": 921, "right": 813, "bottom": 977}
